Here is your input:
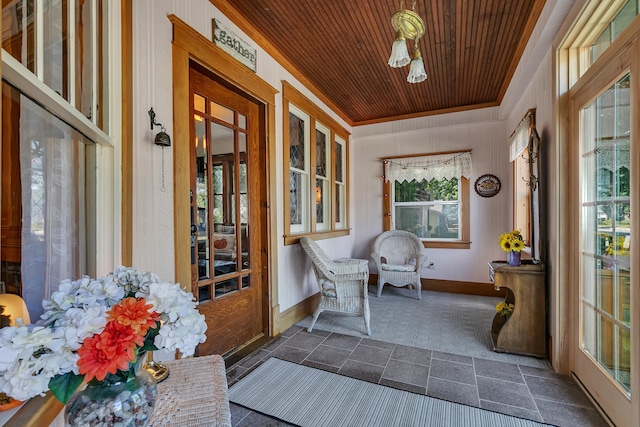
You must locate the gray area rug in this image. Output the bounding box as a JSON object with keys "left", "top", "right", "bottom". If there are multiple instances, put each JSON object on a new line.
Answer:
{"left": 229, "top": 358, "right": 553, "bottom": 427}
{"left": 296, "top": 286, "right": 551, "bottom": 369}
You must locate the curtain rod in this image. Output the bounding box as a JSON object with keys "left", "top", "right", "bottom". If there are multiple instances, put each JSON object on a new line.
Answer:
{"left": 380, "top": 149, "right": 472, "bottom": 162}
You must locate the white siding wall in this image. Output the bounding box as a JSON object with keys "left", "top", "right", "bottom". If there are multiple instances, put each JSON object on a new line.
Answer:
{"left": 131, "top": 0, "right": 354, "bottom": 311}
{"left": 498, "top": 0, "right": 575, "bottom": 370}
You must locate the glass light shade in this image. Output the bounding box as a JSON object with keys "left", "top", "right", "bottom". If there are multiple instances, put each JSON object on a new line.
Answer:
{"left": 388, "top": 31, "right": 410, "bottom": 68}
{"left": 407, "top": 50, "right": 427, "bottom": 83}
{"left": 0, "top": 294, "right": 31, "bottom": 327}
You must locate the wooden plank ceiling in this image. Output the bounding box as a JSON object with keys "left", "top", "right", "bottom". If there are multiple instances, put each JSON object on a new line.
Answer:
{"left": 211, "top": 0, "right": 545, "bottom": 126}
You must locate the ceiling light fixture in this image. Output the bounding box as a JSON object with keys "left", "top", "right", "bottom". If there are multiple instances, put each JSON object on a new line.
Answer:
{"left": 388, "top": 1, "right": 427, "bottom": 83}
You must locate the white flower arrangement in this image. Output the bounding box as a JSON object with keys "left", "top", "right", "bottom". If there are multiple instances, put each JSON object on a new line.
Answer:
{"left": 0, "top": 266, "right": 207, "bottom": 403}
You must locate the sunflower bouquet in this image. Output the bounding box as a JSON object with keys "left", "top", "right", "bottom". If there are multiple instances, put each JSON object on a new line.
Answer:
{"left": 499, "top": 230, "right": 524, "bottom": 252}
{"left": 496, "top": 301, "right": 515, "bottom": 317}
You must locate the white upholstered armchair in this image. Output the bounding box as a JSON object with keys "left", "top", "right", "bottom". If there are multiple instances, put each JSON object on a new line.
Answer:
{"left": 300, "top": 237, "right": 371, "bottom": 335}
{"left": 371, "top": 230, "right": 430, "bottom": 300}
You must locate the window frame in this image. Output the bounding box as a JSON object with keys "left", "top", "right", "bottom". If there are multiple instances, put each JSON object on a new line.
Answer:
{"left": 509, "top": 109, "right": 538, "bottom": 251}
{"left": 1, "top": 1, "right": 120, "bottom": 276}
{"left": 382, "top": 151, "right": 471, "bottom": 249}
{"left": 282, "top": 81, "right": 350, "bottom": 245}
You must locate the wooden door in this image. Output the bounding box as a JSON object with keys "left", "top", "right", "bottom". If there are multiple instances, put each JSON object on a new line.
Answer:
{"left": 189, "top": 66, "right": 264, "bottom": 356}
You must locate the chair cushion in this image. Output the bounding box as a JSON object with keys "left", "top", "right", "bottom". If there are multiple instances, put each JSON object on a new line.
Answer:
{"left": 381, "top": 263, "right": 415, "bottom": 272}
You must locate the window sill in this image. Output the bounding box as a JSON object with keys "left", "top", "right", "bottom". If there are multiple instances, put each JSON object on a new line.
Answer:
{"left": 422, "top": 240, "right": 471, "bottom": 249}
{"left": 284, "top": 229, "right": 350, "bottom": 246}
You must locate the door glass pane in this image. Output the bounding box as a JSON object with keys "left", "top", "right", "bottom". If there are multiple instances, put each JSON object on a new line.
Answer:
{"left": 194, "top": 94, "right": 205, "bottom": 113}
{"left": 211, "top": 101, "right": 234, "bottom": 124}
{"left": 210, "top": 122, "right": 237, "bottom": 277}
{"left": 215, "top": 277, "right": 237, "bottom": 297}
{"left": 195, "top": 115, "right": 209, "bottom": 280}
{"left": 238, "top": 132, "right": 250, "bottom": 271}
{"left": 580, "top": 72, "right": 631, "bottom": 394}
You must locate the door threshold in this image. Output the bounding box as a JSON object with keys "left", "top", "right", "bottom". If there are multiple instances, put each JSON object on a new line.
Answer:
{"left": 222, "top": 334, "right": 274, "bottom": 369}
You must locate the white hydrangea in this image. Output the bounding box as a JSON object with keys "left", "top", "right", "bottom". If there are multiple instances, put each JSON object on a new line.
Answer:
{"left": 57, "top": 305, "right": 108, "bottom": 350}
{"left": 154, "top": 311, "right": 207, "bottom": 357}
{"left": 146, "top": 282, "right": 207, "bottom": 357}
{"left": 109, "top": 266, "right": 161, "bottom": 297}
{"left": 0, "top": 325, "right": 77, "bottom": 400}
{"left": 146, "top": 282, "right": 195, "bottom": 322}
{"left": 0, "top": 266, "right": 208, "bottom": 402}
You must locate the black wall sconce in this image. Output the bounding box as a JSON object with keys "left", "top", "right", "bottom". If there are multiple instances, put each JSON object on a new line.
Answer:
{"left": 148, "top": 107, "right": 171, "bottom": 147}
{"left": 148, "top": 107, "right": 170, "bottom": 192}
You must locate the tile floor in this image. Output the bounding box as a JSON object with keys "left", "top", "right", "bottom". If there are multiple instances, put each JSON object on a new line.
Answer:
{"left": 227, "top": 326, "right": 609, "bottom": 427}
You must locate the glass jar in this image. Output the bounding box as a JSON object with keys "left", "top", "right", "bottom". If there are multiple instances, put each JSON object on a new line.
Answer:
{"left": 65, "top": 355, "right": 157, "bottom": 427}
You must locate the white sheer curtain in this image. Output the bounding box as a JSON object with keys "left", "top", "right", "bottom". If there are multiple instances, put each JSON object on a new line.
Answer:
{"left": 20, "top": 96, "right": 79, "bottom": 320}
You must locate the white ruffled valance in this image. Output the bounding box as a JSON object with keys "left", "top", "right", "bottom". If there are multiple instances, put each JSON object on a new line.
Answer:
{"left": 385, "top": 152, "right": 473, "bottom": 183}
{"left": 509, "top": 112, "right": 533, "bottom": 162}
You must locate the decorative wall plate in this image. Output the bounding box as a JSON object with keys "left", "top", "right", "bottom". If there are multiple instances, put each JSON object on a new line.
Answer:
{"left": 474, "top": 174, "right": 501, "bottom": 197}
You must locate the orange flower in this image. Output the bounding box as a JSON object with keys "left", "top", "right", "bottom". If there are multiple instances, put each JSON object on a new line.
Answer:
{"left": 102, "top": 320, "right": 145, "bottom": 349}
{"left": 77, "top": 332, "right": 135, "bottom": 381}
{"left": 107, "top": 297, "right": 160, "bottom": 335}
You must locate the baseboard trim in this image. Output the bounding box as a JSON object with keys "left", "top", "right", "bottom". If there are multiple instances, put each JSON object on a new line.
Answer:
{"left": 277, "top": 293, "right": 320, "bottom": 334}
{"left": 276, "top": 277, "right": 506, "bottom": 334}
{"left": 370, "top": 274, "right": 507, "bottom": 298}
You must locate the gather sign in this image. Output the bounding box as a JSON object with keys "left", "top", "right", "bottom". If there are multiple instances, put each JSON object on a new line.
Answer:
{"left": 212, "top": 19, "right": 257, "bottom": 72}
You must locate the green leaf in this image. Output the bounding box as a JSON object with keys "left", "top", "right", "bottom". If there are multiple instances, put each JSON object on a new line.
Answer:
{"left": 48, "top": 372, "right": 85, "bottom": 404}
{"left": 141, "top": 321, "right": 161, "bottom": 352}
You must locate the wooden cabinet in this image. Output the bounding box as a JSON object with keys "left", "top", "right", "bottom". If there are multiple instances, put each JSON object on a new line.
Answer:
{"left": 488, "top": 261, "right": 546, "bottom": 358}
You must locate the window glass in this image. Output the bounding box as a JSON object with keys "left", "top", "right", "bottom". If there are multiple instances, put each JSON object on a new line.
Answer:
{"left": 382, "top": 152, "right": 470, "bottom": 248}
{"left": 282, "top": 82, "right": 350, "bottom": 242}
{"left": 334, "top": 137, "right": 346, "bottom": 227}
{"left": 2, "top": 0, "right": 36, "bottom": 72}
{"left": 288, "top": 107, "right": 309, "bottom": 233}
{"left": 590, "top": 0, "right": 638, "bottom": 65}
{"left": 1, "top": 0, "right": 109, "bottom": 131}
{"left": 315, "top": 124, "right": 330, "bottom": 230}
{"left": 393, "top": 178, "right": 460, "bottom": 240}
{"left": 43, "top": 0, "right": 67, "bottom": 99}
{"left": 289, "top": 112, "right": 306, "bottom": 170}
{"left": 1, "top": 83, "right": 94, "bottom": 318}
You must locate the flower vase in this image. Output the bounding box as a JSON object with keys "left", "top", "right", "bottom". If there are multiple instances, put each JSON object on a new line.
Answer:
{"left": 65, "top": 355, "right": 157, "bottom": 427}
{"left": 507, "top": 251, "right": 521, "bottom": 266}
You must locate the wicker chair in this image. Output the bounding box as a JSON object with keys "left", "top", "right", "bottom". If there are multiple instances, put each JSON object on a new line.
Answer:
{"left": 371, "top": 230, "right": 430, "bottom": 300}
{"left": 300, "top": 237, "right": 371, "bottom": 335}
